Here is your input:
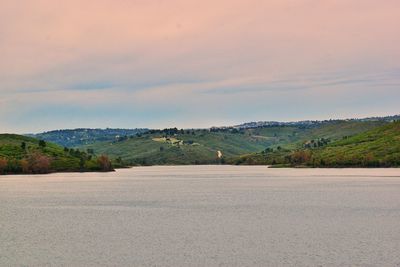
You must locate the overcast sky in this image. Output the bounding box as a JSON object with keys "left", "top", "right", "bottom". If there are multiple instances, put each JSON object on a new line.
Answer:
{"left": 1, "top": 0, "right": 399, "bottom": 133}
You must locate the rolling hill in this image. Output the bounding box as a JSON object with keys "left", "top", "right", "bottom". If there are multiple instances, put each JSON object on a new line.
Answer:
{"left": 28, "top": 128, "right": 148, "bottom": 147}
{"left": 231, "top": 121, "right": 400, "bottom": 167}
{"left": 308, "top": 121, "right": 400, "bottom": 167}
{"left": 75, "top": 120, "right": 387, "bottom": 165}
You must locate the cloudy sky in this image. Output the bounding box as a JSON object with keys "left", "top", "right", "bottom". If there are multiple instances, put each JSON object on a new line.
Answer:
{"left": 1, "top": 0, "right": 399, "bottom": 133}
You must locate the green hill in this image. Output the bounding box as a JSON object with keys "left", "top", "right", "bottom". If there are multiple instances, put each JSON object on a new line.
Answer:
{"left": 308, "top": 121, "right": 400, "bottom": 167}
{"left": 77, "top": 121, "right": 387, "bottom": 165}
{"left": 28, "top": 128, "right": 148, "bottom": 147}
{"left": 0, "top": 134, "right": 113, "bottom": 174}
{"left": 79, "top": 130, "right": 271, "bottom": 165}
{"left": 231, "top": 121, "right": 400, "bottom": 167}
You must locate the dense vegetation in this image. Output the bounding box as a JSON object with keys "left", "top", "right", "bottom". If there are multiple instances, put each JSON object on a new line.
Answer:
{"left": 0, "top": 134, "right": 113, "bottom": 175}
{"left": 29, "top": 128, "right": 148, "bottom": 147}
{"left": 7, "top": 116, "right": 396, "bottom": 171}
{"left": 231, "top": 121, "right": 400, "bottom": 167}
{"left": 76, "top": 120, "right": 387, "bottom": 166}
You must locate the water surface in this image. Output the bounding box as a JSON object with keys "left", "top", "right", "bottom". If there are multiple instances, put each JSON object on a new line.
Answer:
{"left": 1, "top": 166, "right": 400, "bottom": 266}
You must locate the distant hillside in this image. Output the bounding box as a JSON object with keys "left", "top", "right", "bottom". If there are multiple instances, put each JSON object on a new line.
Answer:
{"left": 77, "top": 120, "right": 387, "bottom": 166}
{"left": 308, "top": 121, "right": 400, "bottom": 167}
{"left": 231, "top": 121, "right": 400, "bottom": 167}
{"left": 28, "top": 128, "right": 148, "bottom": 147}
{"left": 0, "top": 134, "right": 113, "bottom": 174}
{"left": 234, "top": 114, "right": 400, "bottom": 129}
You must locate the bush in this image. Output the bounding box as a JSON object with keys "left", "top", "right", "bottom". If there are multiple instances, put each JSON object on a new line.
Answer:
{"left": 27, "top": 152, "right": 51, "bottom": 174}
{"left": 0, "top": 158, "right": 8, "bottom": 174}
{"left": 97, "top": 155, "right": 113, "bottom": 171}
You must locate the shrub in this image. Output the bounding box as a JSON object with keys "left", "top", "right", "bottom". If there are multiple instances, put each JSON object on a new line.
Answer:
{"left": 97, "top": 155, "right": 113, "bottom": 171}
{"left": 290, "top": 150, "right": 312, "bottom": 165}
{"left": 0, "top": 158, "right": 8, "bottom": 174}
{"left": 20, "top": 159, "right": 30, "bottom": 173}
{"left": 39, "top": 140, "right": 46, "bottom": 148}
{"left": 27, "top": 152, "right": 52, "bottom": 174}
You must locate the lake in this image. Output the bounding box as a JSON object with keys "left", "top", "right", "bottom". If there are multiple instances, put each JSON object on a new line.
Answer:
{"left": 1, "top": 166, "right": 400, "bottom": 266}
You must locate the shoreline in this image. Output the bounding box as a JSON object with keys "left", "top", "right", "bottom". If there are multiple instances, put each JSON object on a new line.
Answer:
{"left": 2, "top": 164, "right": 400, "bottom": 176}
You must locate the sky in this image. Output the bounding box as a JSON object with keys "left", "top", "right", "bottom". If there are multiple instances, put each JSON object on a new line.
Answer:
{"left": 1, "top": 0, "right": 399, "bottom": 133}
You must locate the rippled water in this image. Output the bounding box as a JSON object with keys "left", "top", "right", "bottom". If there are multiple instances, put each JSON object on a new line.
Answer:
{"left": 1, "top": 166, "right": 400, "bottom": 266}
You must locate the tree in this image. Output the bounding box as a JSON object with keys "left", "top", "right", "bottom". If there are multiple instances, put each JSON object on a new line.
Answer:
{"left": 21, "top": 142, "right": 26, "bottom": 150}
{"left": 0, "top": 158, "right": 8, "bottom": 174}
{"left": 20, "top": 159, "right": 29, "bottom": 173}
{"left": 5, "top": 159, "right": 22, "bottom": 173}
{"left": 27, "top": 152, "right": 51, "bottom": 173}
{"left": 264, "top": 148, "right": 273, "bottom": 153}
{"left": 290, "top": 150, "right": 312, "bottom": 165}
{"left": 39, "top": 140, "right": 46, "bottom": 148}
{"left": 97, "top": 155, "right": 112, "bottom": 171}
{"left": 79, "top": 157, "right": 85, "bottom": 170}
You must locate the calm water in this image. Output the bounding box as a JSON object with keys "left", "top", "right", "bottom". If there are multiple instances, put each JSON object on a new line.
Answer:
{"left": 1, "top": 166, "right": 400, "bottom": 266}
